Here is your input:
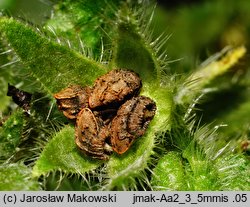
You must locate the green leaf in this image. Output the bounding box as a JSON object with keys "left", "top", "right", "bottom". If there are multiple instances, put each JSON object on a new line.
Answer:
{"left": 32, "top": 126, "right": 102, "bottom": 177}
{"left": 183, "top": 157, "right": 218, "bottom": 190}
{"left": 0, "top": 17, "right": 106, "bottom": 94}
{"left": 215, "top": 154, "right": 250, "bottom": 190}
{"left": 183, "top": 131, "right": 222, "bottom": 190}
{"left": 101, "top": 3, "right": 174, "bottom": 189}
{"left": 151, "top": 151, "right": 187, "bottom": 190}
{"left": 46, "top": 0, "right": 122, "bottom": 55}
{"left": 105, "top": 83, "right": 173, "bottom": 190}
{"left": 111, "top": 3, "right": 161, "bottom": 83}
{"left": 0, "top": 163, "right": 40, "bottom": 190}
{"left": 105, "top": 123, "right": 155, "bottom": 190}
{"left": 183, "top": 143, "right": 218, "bottom": 190}
{"left": 0, "top": 109, "right": 24, "bottom": 161}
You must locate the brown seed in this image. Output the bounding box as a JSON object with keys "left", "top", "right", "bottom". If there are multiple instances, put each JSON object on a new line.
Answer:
{"left": 54, "top": 85, "right": 92, "bottom": 119}
{"left": 75, "top": 108, "right": 111, "bottom": 160}
{"left": 53, "top": 69, "right": 157, "bottom": 159}
{"left": 89, "top": 69, "right": 142, "bottom": 109}
{"left": 110, "top": 96, "right": 156, "bottom": 154}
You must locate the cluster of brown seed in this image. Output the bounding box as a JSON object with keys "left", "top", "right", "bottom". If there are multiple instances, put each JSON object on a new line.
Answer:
{"left": 54, "top": 69, "right": 156, "bottom": 160}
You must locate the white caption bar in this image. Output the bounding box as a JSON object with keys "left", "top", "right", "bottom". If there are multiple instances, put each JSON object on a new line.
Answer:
{"left": 0, "top": 192, "right": 249, "bottom": 207}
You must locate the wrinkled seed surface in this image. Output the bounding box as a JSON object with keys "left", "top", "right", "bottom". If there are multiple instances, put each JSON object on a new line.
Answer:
{"left": 54, "top": 69, "right": 156, "bottom": 159}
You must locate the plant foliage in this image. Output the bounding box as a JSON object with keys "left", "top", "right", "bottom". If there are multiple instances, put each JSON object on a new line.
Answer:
{"left": 0, "top": 0, "right": 249, "bottom": 190}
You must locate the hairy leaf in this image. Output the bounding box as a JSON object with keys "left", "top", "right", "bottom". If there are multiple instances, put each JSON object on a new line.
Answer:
{"left": 46, "top": 0, "right": 122, "bottom": 55}
{"left": 111, "top": 3, "right": 161, "bottom": 82}
{"left": 215, "top": 154, "right": 250, "bottom": 190}
{"left": 105, "top": 84, "right": 173, "bottom": 190}
{"left": 0, "top": 109, "right": 24, "bottom": 161}
{"left": 0, "top": 17, "right": 106, "bottom": 95}
{"left": 151, "top": 151, "right": 187, "bottom": 190}
{"left": 32, "top": 126, "right": 102, "bottom": 177}
{"left": 0, "top": 163, "right": 40, "bottom": 190}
